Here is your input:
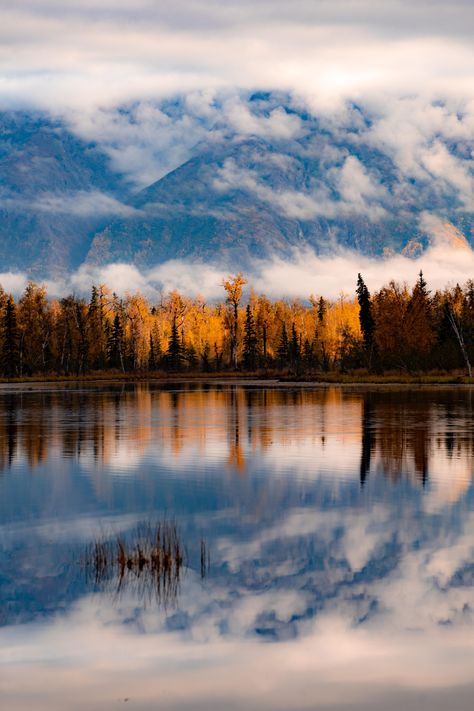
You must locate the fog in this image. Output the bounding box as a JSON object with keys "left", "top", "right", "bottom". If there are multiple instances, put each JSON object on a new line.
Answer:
{"left": 1, "top": 237, "right": 473, "bottom": 302}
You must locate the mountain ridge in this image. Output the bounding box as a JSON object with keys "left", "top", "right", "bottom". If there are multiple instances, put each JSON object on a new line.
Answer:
{"left": 0, "top": 105, "right": 473, "bottom": 277}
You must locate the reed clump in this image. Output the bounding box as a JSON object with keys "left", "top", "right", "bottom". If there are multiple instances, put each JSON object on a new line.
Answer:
{"left": 84, "top": 520, "right": 185, "bottom": 605}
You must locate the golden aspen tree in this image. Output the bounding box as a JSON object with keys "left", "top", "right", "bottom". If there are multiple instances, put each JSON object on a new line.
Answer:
{"left": 222, "top": 273, "right": 247, "bottom": 369}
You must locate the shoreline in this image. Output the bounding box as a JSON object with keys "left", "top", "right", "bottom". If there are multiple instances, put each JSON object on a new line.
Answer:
{"left": 0, "top": 372, "right": 472, "bottom": 390}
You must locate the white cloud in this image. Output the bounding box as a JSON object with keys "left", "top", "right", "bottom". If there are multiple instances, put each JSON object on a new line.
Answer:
{"left": 1, "top": 1, "right": 474, "bottom": 113}
{"left": 214, "top": 156, "right": 388, "bottom": 221}
{"left": 31, "top": 190, "right": 138, "bottom": 217}
{"left": 65, "top": 99, "right": 226, "bottom": 187}
{"left": 0, "top": 272, "right": 28, "bottom": 295}
{"left": 0, "top": 190, "right": 138, "bottom": 217}
{"left": 222, "top": 99, "right": 304, "bottom": 139}
{"left": 69, "top": 263, "right": 151, "bottom": 297}
{"left": 37, "top": 233, "right": 474, "bottom": 302}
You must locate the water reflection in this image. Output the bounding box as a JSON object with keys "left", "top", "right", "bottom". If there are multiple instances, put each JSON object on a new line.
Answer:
{"left": 0, "top": 384, "right": 472, "bottom": 492}
{"left": 2, "top": 383, "right": 474, "bottom": 709}
{"left": 84, "top": 520, "right": 187, "bottom": 607}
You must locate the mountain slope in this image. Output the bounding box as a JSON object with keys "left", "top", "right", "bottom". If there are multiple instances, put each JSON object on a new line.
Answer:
{"left": 0, "top": 113, "right": 128, "bottom": 276}
{"left": 86, "top": 132, "right": 474, "bottom": 269}
{"left": 1, "top": 103, "right": 474, "bottom": 277}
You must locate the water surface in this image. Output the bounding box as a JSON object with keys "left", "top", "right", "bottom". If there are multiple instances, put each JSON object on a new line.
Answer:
{"left": 1, "top": 383, "right": 474, "bottom": 710}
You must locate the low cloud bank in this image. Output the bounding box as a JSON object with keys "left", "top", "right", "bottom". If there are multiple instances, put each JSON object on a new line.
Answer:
{"left": 2, "top": 241, "right": 474, "bottom": 302}
{"left": 0, "top": 190, "right": 138, "bottom": 218}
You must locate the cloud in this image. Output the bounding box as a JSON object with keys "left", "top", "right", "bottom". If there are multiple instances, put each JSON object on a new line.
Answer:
{"left": 1, "top": 1, "right": 474, "bottom": 113}
{"left": 0, "top": 272, "right": 28, "bottom": 295}
{"left": 65, "top": 99, "right": 226, "bottom": 187}
{"left": 419, "top": 213, "right": 470, "bottom": 249}
{"left": 31, "top": 191, "right": 138, "bottom": 217}
{"left": 0, "top": 190, "right": 138, "bottom": 217}
{"left": 1, "top": 2, "right": 474, "bottom": 283}
{"left": 32, "top": 233, "right": 474, "bottom": 302}
{"left": 63, "top": 95, "right": 306, "bottom": 188}
{"left": 222, "top": 99, "right": 304, "bottom": 139}
{"left": 214, "top": 156, "right": 388, "bottom": 221}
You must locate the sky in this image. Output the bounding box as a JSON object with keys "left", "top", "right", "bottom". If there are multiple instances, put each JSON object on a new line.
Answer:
{"left": 1, "top": 0, "right": 474, "bottom": 296}
{"left": 1, "top": 0, "right": 474, "bottom": 111}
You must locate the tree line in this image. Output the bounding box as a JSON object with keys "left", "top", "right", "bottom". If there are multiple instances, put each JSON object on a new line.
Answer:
{"left": 0, "top": 271, "right": 473, "bottom": 377}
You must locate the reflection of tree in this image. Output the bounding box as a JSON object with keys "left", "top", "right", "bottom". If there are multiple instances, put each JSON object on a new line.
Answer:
{"left": 22, "top": 393, "right": 49, "bottom": 468}
{"left": 0, "top": 385, "right": 474, "bottom": 500}
{"left": 360, "top": 394, "right": 374, "bottom": 487}
{"left": 227, "top": 386, "right": 246, "bottom": 472}
{"left": 411, "top": 419, "right": 429, "bottom": 486}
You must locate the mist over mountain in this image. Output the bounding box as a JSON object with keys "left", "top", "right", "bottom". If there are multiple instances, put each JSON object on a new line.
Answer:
{"left": 1, "top": 93, "right": 474, "bottom": 280}
{"left": 0, "top": 112, "right": 129, "bottom": 276}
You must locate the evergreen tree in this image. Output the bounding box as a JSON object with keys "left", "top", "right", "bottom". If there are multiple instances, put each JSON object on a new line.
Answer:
{"left": 107, "top": 314, "right": 125, "bottom": 371}
{"left": 185, "top": 343, "right": 198, "bottom": 371}
{"left": 242, "top": 305, "right": 258, "bottom": 371}
{"left": 165, "top": 314, "right": 184, "bottom": 371}
{"left": 277, "top": 323, "right": 290, "bottom": 367}
{"left": 290, "top": 323, "right": 300, "bottom": 367}
{"left": 356, "top": 273, "right": 375, "bottom": 349}
{"left": 1, "top": 296, "right": 19, "bottom": 377}
{"left": 148, "top": 334, "right": 157, "bottom": 370}
{"left": 201, "top": 342, "right": 211, "bottom": 372}
{"left": 405, "top": 270, "right": 434, "bottom": 366}
{"left": 317, "top": 297, "right": 327, "bottom": 324}
{"left": 88, "top": 285, "right": 108, "bottom": 369}
{"left": 303, "top": 338, "right": 314, "bottom": 368}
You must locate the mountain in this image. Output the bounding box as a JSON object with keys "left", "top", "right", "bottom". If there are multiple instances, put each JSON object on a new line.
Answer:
{"left": 85, "top": 130, "right": 474, "bottom": 269}
{"left": 0, "top": 104, "right": 473, "bottom": 278}
{"left": 0, "top": 112, "right": 128, "bottom": 276}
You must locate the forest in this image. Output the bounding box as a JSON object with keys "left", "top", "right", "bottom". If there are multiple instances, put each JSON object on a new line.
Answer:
{"left": 0, "top": 270, "right": 473, "bottom": 378}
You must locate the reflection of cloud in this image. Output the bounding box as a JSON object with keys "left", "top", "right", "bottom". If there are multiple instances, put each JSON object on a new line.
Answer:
{"left": 3, "top": 582, "right": 474, "bottom": 711}
{"left": 3, "top": 387, "right": 474, "bottom": 707}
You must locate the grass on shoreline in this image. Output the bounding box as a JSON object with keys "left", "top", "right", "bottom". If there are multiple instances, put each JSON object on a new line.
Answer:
{"left": 0, "top": 368, "right": 472, "bottom": 386}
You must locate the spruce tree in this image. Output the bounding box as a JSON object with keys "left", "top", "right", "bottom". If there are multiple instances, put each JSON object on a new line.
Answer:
{"left": 242, "top": 305, "right": 258, "bottom": 371}
{"left": 317, "top": 297, "right": 327, "bottom": 324}
{"left": 1, "top": 296, "right": 19, "bottom": 377}
{"left": 88, "top": 285, "right": 107, "bottom": 369}
{"left": 166, "top": 314, "right": 184, "bottom": 371}
{"left": 290, "top": 323, "right": 300, "bottom": 366}
{"left": 107, "top": 314, "right": 125, "bottom": 371}
{"left": 277, "top": 323, "right": 290, "bottom": 367}
{"left": 148, "top": 334, "right": 157, "bottom": 370}
{"left": 406, "top": 270, "right": 434, "bottom": 365}
{"left": 201, "top": 342, "right": 211, "bottom": 372}
{"left": 303, "top": 338, "right": 314, "bottom": 368}
{"left": 356, "top": 273, "right": 375, "bottom": 349}
{"left": 186, "top": 343, "right": 198, "bottom": 371}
